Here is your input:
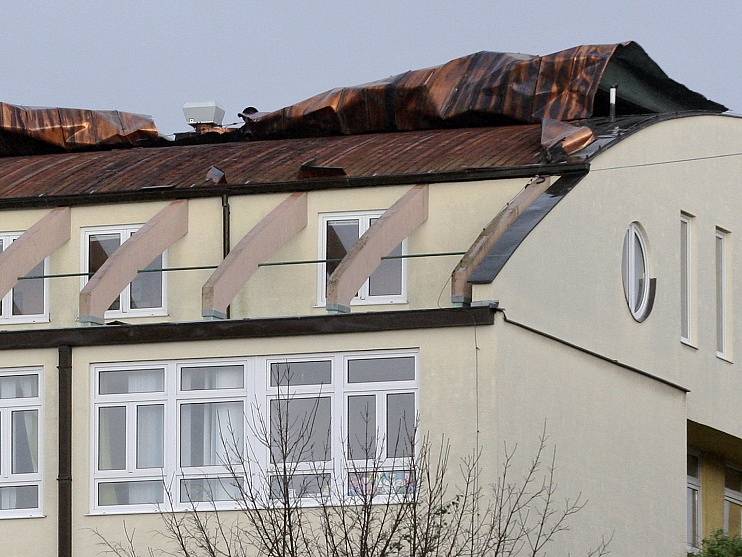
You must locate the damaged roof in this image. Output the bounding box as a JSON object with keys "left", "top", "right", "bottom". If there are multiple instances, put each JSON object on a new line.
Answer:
{"left": 0, "top": 125, "right": 546, "bottom": 204}
{"left": 245, "top": 41, "right": 726, "bottom": 138}
{"left": 0, "top": 41, "right": 729, "bottom": 206}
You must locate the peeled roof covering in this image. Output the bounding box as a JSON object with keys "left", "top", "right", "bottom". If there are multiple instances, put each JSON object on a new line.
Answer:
{"left": 0, "top": 125, "right": 544, "bottom": 202}
{"left": 246, "top": 41, "right": 726, "bottom": 138}
{"left": 0, "top": 103, "right": 159, "bottom": 157}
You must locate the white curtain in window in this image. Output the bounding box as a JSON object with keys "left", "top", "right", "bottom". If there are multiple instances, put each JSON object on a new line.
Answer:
{"left": 0, "top": 375, "right": 37, "bottom": 399}
{"left": 12, "top": 410, "right": 38, "bottom": 474}
{"left": 181, "top": 402, "right": 243, "bottom": 467}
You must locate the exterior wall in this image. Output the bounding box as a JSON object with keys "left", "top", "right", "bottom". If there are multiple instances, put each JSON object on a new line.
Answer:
{"left": 60, "top": 326, "right": 492, "bottom": 555}
{"left": 0, "top": 178, "right": 528, "bottom": 332}
{"left": 490, "top": 315, "right": 687, "bottom": 555}
{"left": 474, "top": 115, "right": 742, "bottom": 441}
{"left": 0, "top": 348, "right": 58, "bottom": 557}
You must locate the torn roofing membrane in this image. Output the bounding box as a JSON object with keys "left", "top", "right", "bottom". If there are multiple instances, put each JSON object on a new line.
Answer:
{"left": 0, "top": 103, "right": 159, "bottom": 157}
{"left": 245, "top": 41, "right": 726, "bottom": 139}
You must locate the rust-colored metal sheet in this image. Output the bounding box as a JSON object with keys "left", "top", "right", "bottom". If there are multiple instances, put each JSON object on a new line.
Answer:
{"left": 246, "top": 41, "right": 725, "bottom": 138}
{"left": 0, "top": 103, "right": 159, "bottom": 157}
{"left": 0, "top": 125, "right": 543, "bottom": 201}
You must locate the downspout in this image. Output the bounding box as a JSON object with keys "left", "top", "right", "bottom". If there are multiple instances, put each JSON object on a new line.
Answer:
{"left": 57, "top": 345, "right": 72, "bottom": 557}
{"left": 221, "top": 193, "right": 231, "bottom": 319}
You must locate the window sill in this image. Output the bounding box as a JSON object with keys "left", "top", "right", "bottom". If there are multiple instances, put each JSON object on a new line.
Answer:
{"left": 102, "top": 310, "right": 169, "bottom": 320}
{"left": 0, "top": 511, "right": 45, "bottom": 520}
{"left": 716, "top": 352, "right": 734, "bottom": 364}
{"left": 681, "top": 339, "right": 698, "bottom": 350}
{"left": 315, "top": 299, "right": 408, "bottom": 309}
{"left": 0, "top": 315, "right": 50, "bottom": 325}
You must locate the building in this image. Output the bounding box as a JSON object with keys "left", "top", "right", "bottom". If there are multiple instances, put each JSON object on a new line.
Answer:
{"left": 0, "top": 41, "right": 739, "bottom": 555}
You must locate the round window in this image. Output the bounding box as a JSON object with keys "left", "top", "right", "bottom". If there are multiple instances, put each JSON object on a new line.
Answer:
{"left": 621, "top": 223, "right": 652, "bottom": 321}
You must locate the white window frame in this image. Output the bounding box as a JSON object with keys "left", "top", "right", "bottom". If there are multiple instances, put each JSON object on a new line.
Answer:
{"left": 90, "top": 349, "right": 418, "bottom": 514}
{"left": 342, "top": 352, "right": 418, "bottom": 502}
{"left": 724, "top": 464, "right": 742, "bottom": 536}
{"left": 0, "top": 232, "right": 49, "bottom": 324}
{"left": 80, "top": 225, "right": 168, "bottom": 319}
{"left": 687, "top": 450, "right": 702, "bottom": 552}
{"left": 715, "top": 228, "right": 732, "bottom": 361}
{"left": 680, "top": 214, "right": 694, "bottom": 345}
{"left": 622, "top": 222, "right": 651, "bottom": 321}
{"left": 175, "top": 359, "right": 248, "bottom": 511}
{"left": 317, "top": 211, "right": 408, "bottom": 307}
{"left": 0, "top": 366, "right": 44, "bottom": 519}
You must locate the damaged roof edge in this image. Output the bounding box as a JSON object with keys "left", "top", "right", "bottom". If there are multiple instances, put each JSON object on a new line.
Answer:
{"left": 0, "top": 161, "right": 589, "bottom": 210}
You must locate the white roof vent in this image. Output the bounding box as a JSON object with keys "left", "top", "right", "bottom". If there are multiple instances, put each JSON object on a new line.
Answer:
{"left": 182, "top": 102, "right": 225, "bottom": 127}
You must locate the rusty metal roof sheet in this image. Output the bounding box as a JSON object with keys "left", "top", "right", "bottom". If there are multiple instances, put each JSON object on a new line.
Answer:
{"left": 0, "top": 125, "right": 545, "bottom": 202}
{"left": 246, "top": 42, "right": 726, "bottom": 139}
{"left": 0, "top": 103, "right": 159, "bottom": 157}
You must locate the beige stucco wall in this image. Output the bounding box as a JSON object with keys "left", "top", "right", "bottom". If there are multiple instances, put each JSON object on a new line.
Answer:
{"left": 474, "top": 114, "right": 742, "bottom": 441}
{"left": 490, "top": 314, "right": 688, "bottom": 555}
{"left": 0, "top": 348, "right": 58, "bottom": 556}
{"left": 63, "top": 327, "right": 492, "bottom": 556}
{"left": 0, "top": 177, "right": 528, "bottom": 331}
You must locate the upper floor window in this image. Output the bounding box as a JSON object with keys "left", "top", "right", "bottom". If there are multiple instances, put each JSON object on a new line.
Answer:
{"left": 680, "top": 214, "right": 694, "bottom": 344}
{"left": 318, "top": 212, "right": 406, "bottom": 306}
{"left": 82, "top": 225, "right": 166, "bottom": 318}
{"left": 621, "top": 222, "right": 652, "bottom": 321}
{"left": 715, "top": 228, "right": 731, "bottom": 359}
{"left": 0, "top": 233, "right": 48, "bottom": 323}
{"left": 0, "top": 367, "right": 42, "bottom": 518}
{"left": 725, "top": 465, "right": 742, "bottom": 537}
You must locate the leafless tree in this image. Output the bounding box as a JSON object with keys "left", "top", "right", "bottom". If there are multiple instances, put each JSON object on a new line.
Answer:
{"left": 95, "top": 369, "right": 611, "bottom": 557}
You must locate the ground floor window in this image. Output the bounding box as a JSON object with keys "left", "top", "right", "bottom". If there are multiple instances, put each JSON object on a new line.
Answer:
{"left": 687, "top": 453, "right": 701, "bottom": 549}
{"left": 725, "top": 465, "right": 742, "bottom": 537}
{"left": 91, "top": 350, "right": 418, "bottom": 513}
{"left": 0, "top": 367, "right": 42, "bottom": 518}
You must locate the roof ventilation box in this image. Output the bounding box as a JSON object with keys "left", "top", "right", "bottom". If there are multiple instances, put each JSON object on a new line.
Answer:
{"left": 183, "top": 102, "right": 225, "bottom": 126}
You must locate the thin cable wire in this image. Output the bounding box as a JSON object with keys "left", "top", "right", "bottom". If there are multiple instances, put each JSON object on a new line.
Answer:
{"left": 591, "top": 151, "right": 742, "bottom": 172}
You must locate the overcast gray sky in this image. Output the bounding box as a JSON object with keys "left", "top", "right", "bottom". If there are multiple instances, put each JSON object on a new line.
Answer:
{"left": 2, "top": 1, "right": 739, "bottom": 135}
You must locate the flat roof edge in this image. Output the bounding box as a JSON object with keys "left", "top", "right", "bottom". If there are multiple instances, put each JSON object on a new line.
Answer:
{"left": 0, "top": 306, "right": 495, "bottom": 350}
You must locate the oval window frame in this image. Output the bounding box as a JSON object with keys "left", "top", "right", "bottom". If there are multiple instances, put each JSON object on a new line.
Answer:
{"left": 621, "top": 222, "right": 652, "bottom": 322}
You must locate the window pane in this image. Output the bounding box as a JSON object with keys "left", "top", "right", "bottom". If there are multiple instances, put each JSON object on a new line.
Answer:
{"left": 181, "top": 477, "right": 243, "bottom": 503}
{"left": 726, "top": 467, "right": 742, "bottom": 493}
{"left": 99, "top": 406, "right": 126, "bottom": 470}
{"left": 0, "top": 485, "right": 38, "bottom": 510}
{"left": 181, "top": 365, "right": 244, "bottom": 391}
{"left": 727, "top": 499, "right": 742, "bottom": 538}
{"left": 348, "top": 395, "right": 376, "bottom": 460}
{"left": 681, "top": 220, "right": 689, "bottom": 339}
{"left": 99, "top": 368, "right": 164, "bottom": 394}
{"left": 0, "top": 375, "right": 38, "bottom": 399}
{"left": 348, "top": 470, "right": 413, "bottom": 497}
{"left": 270, "top": 397, "right": 331, "bottom": 463}
{"left": 98, "top": 480, "right": 163, "bottom": 506}
{"left": 270, "top": 361, "right": 331, "bottom": 387}
{"left": 687, "top": 454, "right": 699, "bottom": 479}
{"left": 89, "top": 233, "right": 121, "bottom": 311}
{"left": 368, "top": 219, "right": 402, "bottom": 296}
{"left": 12, "top": 260, "right": 44, "bottom": 316}
{"left": 12, "top": 410, "right": 38, "bottom": 474}
{"left": 632, "top": 233, "right": 646, "bottom": 312}
{"left": 687, "top": 486, "right": 699, "bottom": 547}
{"left": 387, "top": 393, "right": 415, "bottom": 458}
{"left": 716, "top": 234, "right": 725, "bottom": 353}
{"left": 348, "top": 357, "right": 415, "bottom": 383}
{"left": 0, "top": 239, "right": 3, "bottom": 315}
{"left": 130, "top": 253, "right": 163, "bottom": 309}
{"left": 180, "top": 402, "right": 243, "bottom": 467}
{"left": 326, "top": 219, "right": 359, "bottom": 285}
{"left": 270, "top": 473, "right": 330, "bottom": 500}
{"left": 137, "top": 405, "right": 164, "bottom": 469}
